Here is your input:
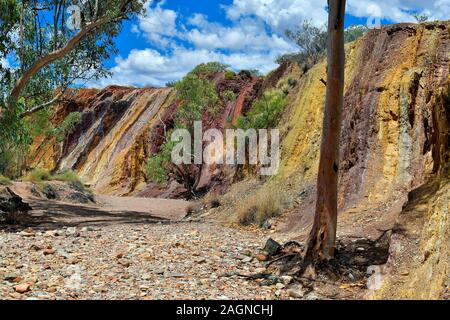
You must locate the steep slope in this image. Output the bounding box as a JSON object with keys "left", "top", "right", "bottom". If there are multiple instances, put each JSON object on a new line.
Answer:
{"left": 215, "top": 22, "right": 449, "bottom": 298}
{"left": 27, "top": 21, "right": 449, "bottom": 298}
{"left": 29, "top": 73, "right": 262, "bottom": 197}
{"left": 30, "top": 87, "right": 174, "bottom": 195}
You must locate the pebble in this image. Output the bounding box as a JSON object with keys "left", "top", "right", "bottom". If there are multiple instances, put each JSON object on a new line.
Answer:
{"left": 287, "top": 285, "right": 305, "bottom": 299}
{"left": 275, "top": 283, "right": 285, "bottom": 290}
{"left": 0, "top": 222, "right": 295, "bottom": 300}
{"left": 14, "top": 283, "right": 32, "bottom": 294}
{"left": 280, "top": 275, "right": 293, "bottom": 285}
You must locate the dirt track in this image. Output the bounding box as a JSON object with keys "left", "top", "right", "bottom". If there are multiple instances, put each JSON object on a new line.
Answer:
{"left": 0, "top": 185, "right": 394, "bottom": 300}
{"left": 0, "top": 192, "right": 300, "bottom": 300}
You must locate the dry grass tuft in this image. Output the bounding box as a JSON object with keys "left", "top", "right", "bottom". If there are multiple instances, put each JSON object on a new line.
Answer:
{"left": 22, "top": 169, "right": 52, "bottom": 182}
{"left": 0, "top": 174, "right": 11, "bottom": 185}
{"left": 237, "top": 190, "right": 282, "bottom": 227}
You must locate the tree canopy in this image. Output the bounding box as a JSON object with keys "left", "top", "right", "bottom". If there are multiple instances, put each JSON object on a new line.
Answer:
{"left": 0, "top": 0, "right": 145, "bottom": 176}
{"left": 277, "top": 20, "right": 368, "bottom": 72}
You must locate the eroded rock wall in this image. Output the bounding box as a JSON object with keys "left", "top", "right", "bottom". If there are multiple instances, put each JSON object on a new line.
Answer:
{"left": 30, "top": 74, "right": 262, "bottom": 197}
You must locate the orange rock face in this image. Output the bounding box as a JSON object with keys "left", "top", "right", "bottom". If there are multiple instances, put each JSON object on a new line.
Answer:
{"left": 29, "top": 74, "right": 262, "bottom": 197}
{"left": 29, "top": 22, "right": 449, "bottom": 206}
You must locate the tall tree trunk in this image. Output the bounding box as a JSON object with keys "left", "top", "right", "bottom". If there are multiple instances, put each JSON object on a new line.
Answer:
{"left": 304, "top": 0, "right": 346, "bottom": 265}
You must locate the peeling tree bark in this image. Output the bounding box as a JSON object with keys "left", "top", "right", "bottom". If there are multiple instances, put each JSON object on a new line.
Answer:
{"left": 304, "top": 0, "right": 346, "bottom": 265}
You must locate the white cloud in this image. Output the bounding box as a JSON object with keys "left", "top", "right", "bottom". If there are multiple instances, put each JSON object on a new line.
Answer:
{"left": 0, "top": 57, "right": 9, "bottom": 69}
{"left": 96, "top": 0, "right": 449, "bottom": 88}
{"left": 95, "top": 1, "right": 297, "bottom": 88}
{"left": 224, "top": 0, "right": 329, "bottom": 30}
{"left": 91, "top": 46, "right": 280, "bottom": 88}
{"left": 225, "top": 0, "right": 450, "bottom": 27}
{"left": 133, "top": 0, "right": 179, "bottom": 46}
{"left": 185, "top": 18, "right": 295, "bottom": 53}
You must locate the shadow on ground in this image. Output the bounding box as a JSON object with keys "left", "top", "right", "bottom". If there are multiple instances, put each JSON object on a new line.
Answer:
{"left": 1, "top": 198, "right": 172, "bottom": 232}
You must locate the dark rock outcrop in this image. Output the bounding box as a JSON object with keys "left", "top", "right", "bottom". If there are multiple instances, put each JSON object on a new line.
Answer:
{"left": 0, "top": 187, "right": 32, "bottom": 224}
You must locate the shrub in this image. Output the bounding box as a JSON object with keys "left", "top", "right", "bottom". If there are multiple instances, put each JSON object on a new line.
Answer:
{"left": 246, "top": 69, "right": 262, "bottom": 77}
{"left": 23, "top": 169, "right": 85, "bottom": 186}
{"left": 224, "top": 70, "right": 236, "bottom": 80}
{"left": 237, "top": 191, "right": 282, "bottom": 226}
{"left": 51, "top": 112, "right": 82, "bottom": 142}
{"left": 52, "top": 170, "right": 81, "bottom": 183}
{"left": 278, "top": 21, "right": 368, "bottom": 71}
{"left": 175, "top": 73, "right": 220, "bottom": 122}
{"left": 23, "top": 169, "right": 51, "bottom": 182}
{"left": 223, "top": 90, "right": 237, "bottom": 102}
{"left": 414, "top": 13, "right": 429, "bottom": 23}
{"left": 284, "top": 20, "right": 327, "bottom": 70}
{"left": 146, "top": 153, "right": 169, "bottom": 184}
{"left": 237, "top": 89, "right": 288, "bottom": 129}
{"left": 0, "top": 174, "right": 11, "bottom": 185}
{"left": 191, "top": 62, "right": 229, "bottom": 75}
{"left": 166, "top": 80, "right": 178, "bottom": 87}
{"left": 147, "top": 63, "right": 222, "bottom": 188}
{"left": 344, "top": 25, "right": 369, "bottom": 43}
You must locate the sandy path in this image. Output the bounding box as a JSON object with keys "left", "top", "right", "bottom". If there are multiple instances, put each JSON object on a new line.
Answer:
{"left": 96, "top": 195, "right": 189, "bottom": 221}
{"left": 6, "top": 182, "right": 189, "bottom": 229}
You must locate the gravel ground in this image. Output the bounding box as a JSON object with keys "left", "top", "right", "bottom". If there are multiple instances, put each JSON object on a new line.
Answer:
{"left": 0, "top": 221, "right": 299, "bottom": 300}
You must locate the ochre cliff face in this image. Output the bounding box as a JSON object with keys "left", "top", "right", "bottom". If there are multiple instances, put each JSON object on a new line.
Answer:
{"left": 28, "top": 22, "right": 449, "bottom": 298}
{"left": 257, "top": 22, "right": 449, "bottom": 299}
{"left": 277, "top": 22, "right": 449, "bottom": 210}
{"left": 29, "top": 74, "right": 262, "bottom": 196}
{"left": 216, "top": 22, "right": 448, "bottom": 299}
{"left": 29, "top": 22, "right": 449, "bottom": 204}
{"left": 30, "top": 87, "right": 175, "bottom": 195}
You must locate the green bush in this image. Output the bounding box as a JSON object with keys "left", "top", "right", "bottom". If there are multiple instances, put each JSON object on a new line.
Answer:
{"left": 191, "top": 62, "right": 229, "bottom": 75}
{"left": 51, "top": 112, "right": 82, "bottom": 142}
{"left": 146, "top": 138, "right": 177, "bottom": 185}
{"left": 0, "top": 174, "right": 11, "bottom": 185}
{"left": 147, "top": 63, "right": 222, "bottom": 186}
{"left": 344, "top": 25, "right": 369, "bottom": 43}
{"left": 175, "top": 73, "right": 220, "bottom": 121}
{"left": 23, "top": 169, "right": 82, "bottom": 184}
{"left": 247, "top": 69, "right": 262, "bottom": 77}
{"left": 278, "top": 21, "right": 368, "bottom": 71}
{"left": 224, "top": 70, "right": 236, "bottom": 80}
{"left": 52, "top": 170, "right": 81, "bottom": 183}
{"left": 223, "top": 90, "right": 237, "bottom": 102}
{"left": 165, "top": 80, "right": 178, "bottom": 87}
{"left": 146, "top": 154, "right": 169, "bottom": 184}
{"left": 237, "top": 89, "right": 288, "bottom": 129}
{"left": 0, "top": 99, "right": 32, "bottom": 176}
{"left": 23, "top": 168, "right": 52, "bottom": 182}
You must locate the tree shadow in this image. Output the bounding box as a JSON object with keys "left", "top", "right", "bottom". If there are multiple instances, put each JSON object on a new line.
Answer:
{"left": 0, "top": 198, "right": 173, "bottom": 232}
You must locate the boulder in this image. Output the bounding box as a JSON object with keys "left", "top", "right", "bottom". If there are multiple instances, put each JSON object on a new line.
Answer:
{"left": 0, "top": 187, "right": 32, "bottom": 224}
{"left": 67, "top": 192, "right": 95, "bottom": 204}
{"left": 263, "top": 238, "right": 282, "bottom": 256}
{"left": 42, "top": 184, "right": 59, "bottom": 200}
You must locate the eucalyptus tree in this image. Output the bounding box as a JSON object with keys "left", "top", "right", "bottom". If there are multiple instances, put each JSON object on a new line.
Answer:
{"left": 303, "top": 0, "right": 347, "bottom": 269}
{"left": 0, "top": 0, "right": 145, "bottom": 175}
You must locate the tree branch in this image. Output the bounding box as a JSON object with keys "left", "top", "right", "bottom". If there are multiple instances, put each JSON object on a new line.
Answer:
{"left": 6, "top": 0, "right": 136, "bottom": 116}
{"left": 10, "top": 18, "right": 105, "bottom": 102}
{"left": 19, "top": 89, "right": 67, "bottom": 118}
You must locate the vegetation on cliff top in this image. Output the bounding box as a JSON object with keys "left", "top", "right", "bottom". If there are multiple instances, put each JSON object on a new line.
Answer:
{"left": 146, "top": 63, "right": 222, "bottom": 187}
{"left": 277, "top": 20, "right": 368, "bottom": 72}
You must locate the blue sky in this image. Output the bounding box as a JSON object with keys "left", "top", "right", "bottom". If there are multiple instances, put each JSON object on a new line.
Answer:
{"left": 89, "top": 0, "right": 450, "bottom": 88}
